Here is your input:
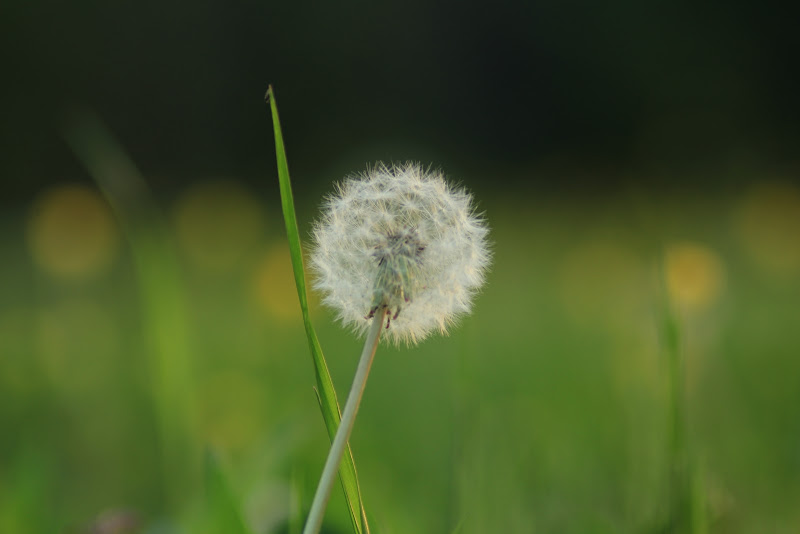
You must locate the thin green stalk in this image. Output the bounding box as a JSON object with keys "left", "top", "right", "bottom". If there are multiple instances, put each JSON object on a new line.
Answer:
{"left": 64, "top": 111, "right": 196, "bottom": 511}
{"left": 266, "top": 85, "right": 370, "bottom": 533}
{"left": 303, "top": 311, "right": 385, "bottom": 534}
{"left": 664, "top": 303, "right": 690, "bottom": 532}
{"left": 659, "top": 256, "right": 703, "bottom": 534}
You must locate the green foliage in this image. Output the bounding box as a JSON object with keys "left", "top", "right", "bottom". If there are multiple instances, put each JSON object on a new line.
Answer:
{"left": 0, "top": 450, "right": 57, "bottom": 534}
{"left": 2, "top": 120, "right": 800, "bottom": 532}
{"left": 266, "top": 86, "right": 370, "bottom": 534}
{"left": 64, "top": 111, "right": 198, "bottom": 511}
{"left": 202, "top": 450, "right": 253, "bottom": 534}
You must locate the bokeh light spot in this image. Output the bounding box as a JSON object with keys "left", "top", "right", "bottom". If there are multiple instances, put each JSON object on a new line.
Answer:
{"left": 198, "top": 371, "right": 264, "bottom": 451}
{"left": 0, "top": 311, "right": 37, "bottom": 395}
{"left": 27, "top": 185, "right": 119, "bottom": 281}
{"left": 252, "top": 244, "right": 304, "bottom": 322}
{"left": 36, "top": 298, "right": 119, "bottom": 396}
{"left": 173, "top": 180, "right": 264, "bottom": 274}
{"left": 664, "top": 242, "right": 725, "bottom": 311}
{"left": 735, "top": 181, "right": 800, "bottom": 278}
{"left": 558, "top": 238, "right": 648, "bottom": 328}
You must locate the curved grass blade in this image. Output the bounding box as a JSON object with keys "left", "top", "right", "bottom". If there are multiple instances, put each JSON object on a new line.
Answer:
{"left": 265, "top": 86, "right": 370, "bottom": 534}
{"left": 203, "top": 449, "right": 254, "bottom": 534}
{"left": 64, "top": 111, "right": 197, "bottom": 512}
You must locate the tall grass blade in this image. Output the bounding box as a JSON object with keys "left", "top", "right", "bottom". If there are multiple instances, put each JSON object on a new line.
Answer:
{"left": 0, "top": 450, "right": 57, "bottom": 533}
{"left": 289, "top": 468, "right": 304, "bottom": 534}
{"left": 658, "top": 257, "right": 702, "bottom": 534}
{"left": 265, "top": 86, "right": 370, "bottom": 534}
{"left": 64, "top": 111, "right": 197, "bottom": 512}
{"left": 203, "top": 450, "right": 253, "bottom": 534}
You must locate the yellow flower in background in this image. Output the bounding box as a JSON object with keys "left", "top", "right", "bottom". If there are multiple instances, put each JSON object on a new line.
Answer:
{"left": 36, "top": 298, "right": 118, "bottom": 396}
{"left": 664, "top": 242, "right": 725, "bottom": 311}
{"left": 198, "top": 370, "right": 265, "bottom": 452}
{"left": 173, "top": 179, "right": 264, "bottom": 274}
{"left": 252, "top": 243, "right": 314, "bottom": 322}
{"left": 27, "top": 184, "right": 119, "bottom": 281}
{"left": 558, "top": 238, "right": 648, "bottom": 328}
{"left": 735, "top": 181, "right": 800, "bottom": 279}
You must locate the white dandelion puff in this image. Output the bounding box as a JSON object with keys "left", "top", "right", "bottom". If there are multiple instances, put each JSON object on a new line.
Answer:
{"left": 310, "top": 162, "right": 491, "bottom": 344}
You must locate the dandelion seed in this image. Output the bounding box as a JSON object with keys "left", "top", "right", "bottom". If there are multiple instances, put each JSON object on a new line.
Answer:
{"left": 311, "top": 162, "right": 491, "bottom": 344}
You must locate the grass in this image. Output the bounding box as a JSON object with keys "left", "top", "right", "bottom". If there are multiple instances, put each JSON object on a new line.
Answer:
{"left": 267, "top": 86, "right": 371, "bottom": 534}
{"left": 1, "top": 114, "right": 799, "bottom": 532}
{"left": 64, "top": 111, "right": 199, "bottom": 512}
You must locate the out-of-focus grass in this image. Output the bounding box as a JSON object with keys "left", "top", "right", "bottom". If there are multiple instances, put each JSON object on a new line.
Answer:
{"left": 2, "top": 174, "right": 800, "bottom": 532}
{"left": 64, "top": 112, "right": 199, "bottom": 515}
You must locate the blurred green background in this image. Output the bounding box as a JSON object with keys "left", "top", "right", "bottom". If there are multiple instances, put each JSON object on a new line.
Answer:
{"left": 2, "top": 1, "right": 800, "bottom": 533}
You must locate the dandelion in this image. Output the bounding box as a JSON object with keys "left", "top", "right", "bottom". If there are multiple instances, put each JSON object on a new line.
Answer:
{"left": 298, "top": 162, "right": 490, "bottom": 534}
{"left": 311, "top": 162, "right": 491, "bottom": 344}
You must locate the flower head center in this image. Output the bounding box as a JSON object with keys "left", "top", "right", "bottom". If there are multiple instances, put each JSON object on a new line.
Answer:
{"left": 366, "top": 228, "right": 426, "bottom": 328}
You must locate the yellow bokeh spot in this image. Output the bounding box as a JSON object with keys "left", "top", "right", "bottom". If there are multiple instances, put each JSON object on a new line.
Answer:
{"left": 664, "top": 242, "right": 725, "bottom": 311}
{"left": 735, "top": 181, "right": 800, "bottom": 278}
{"left": 252, "top": 244, "right": 307, "bottom": 322}
{"left": 27, "top": 184, "right": 119, "bottom": 281}
{"left": 173, "top": 180, "right": 264, "bottom": 274}
{"left": 0, "top": 311, "right": 36, "bottom": 394}
{"left": 36, "top": 298, "right": 119, "bottom": 396}
{"left": 198, "top": 371, "right": 264, "bottom": 451}
{"left": 558, "top": 238, "right": 647, "bottom": 328}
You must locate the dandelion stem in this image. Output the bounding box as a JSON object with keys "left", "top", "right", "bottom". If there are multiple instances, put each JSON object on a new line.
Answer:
{"left": 303, "top": 310, "right": 386, "bottom": 534}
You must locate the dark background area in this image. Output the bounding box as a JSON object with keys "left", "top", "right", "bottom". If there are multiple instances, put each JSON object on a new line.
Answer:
{"left": 2, "top": 0, "right": 799, "bottom": 205}
{"left": 3, "top": 3, "right": 800, "bottom": 532}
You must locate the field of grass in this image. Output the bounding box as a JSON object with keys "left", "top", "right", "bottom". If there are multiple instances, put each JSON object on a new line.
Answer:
{"left": 2, "top": 163, "right": 800, "bottom": 533}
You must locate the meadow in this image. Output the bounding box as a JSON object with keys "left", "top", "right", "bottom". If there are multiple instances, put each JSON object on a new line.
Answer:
{"left": 2, "top": 150, "right": 799, "bottom": 533}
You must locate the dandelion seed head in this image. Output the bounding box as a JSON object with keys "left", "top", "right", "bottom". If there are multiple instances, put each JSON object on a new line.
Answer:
{"left": 310, "top": 162, "right": 491, "bottom": 345}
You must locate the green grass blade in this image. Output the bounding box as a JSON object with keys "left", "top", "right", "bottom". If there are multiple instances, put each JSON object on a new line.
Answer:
{"left": 64, "top": 111, "right": 197, "bottom": 512}
{"left": 265, "top": 86, "right": 370, "bottom": 534}
{"left": 658, "top": 255, "right": 703, "bottom": 534}
{"left": 0, "top": 450, "right": 57, "bottom": 533}
{"left": 202, "top": 450, "right": 254, "bottom": 534}
{"left": 289, "top": 467, "right": 304, "bottom": 534}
